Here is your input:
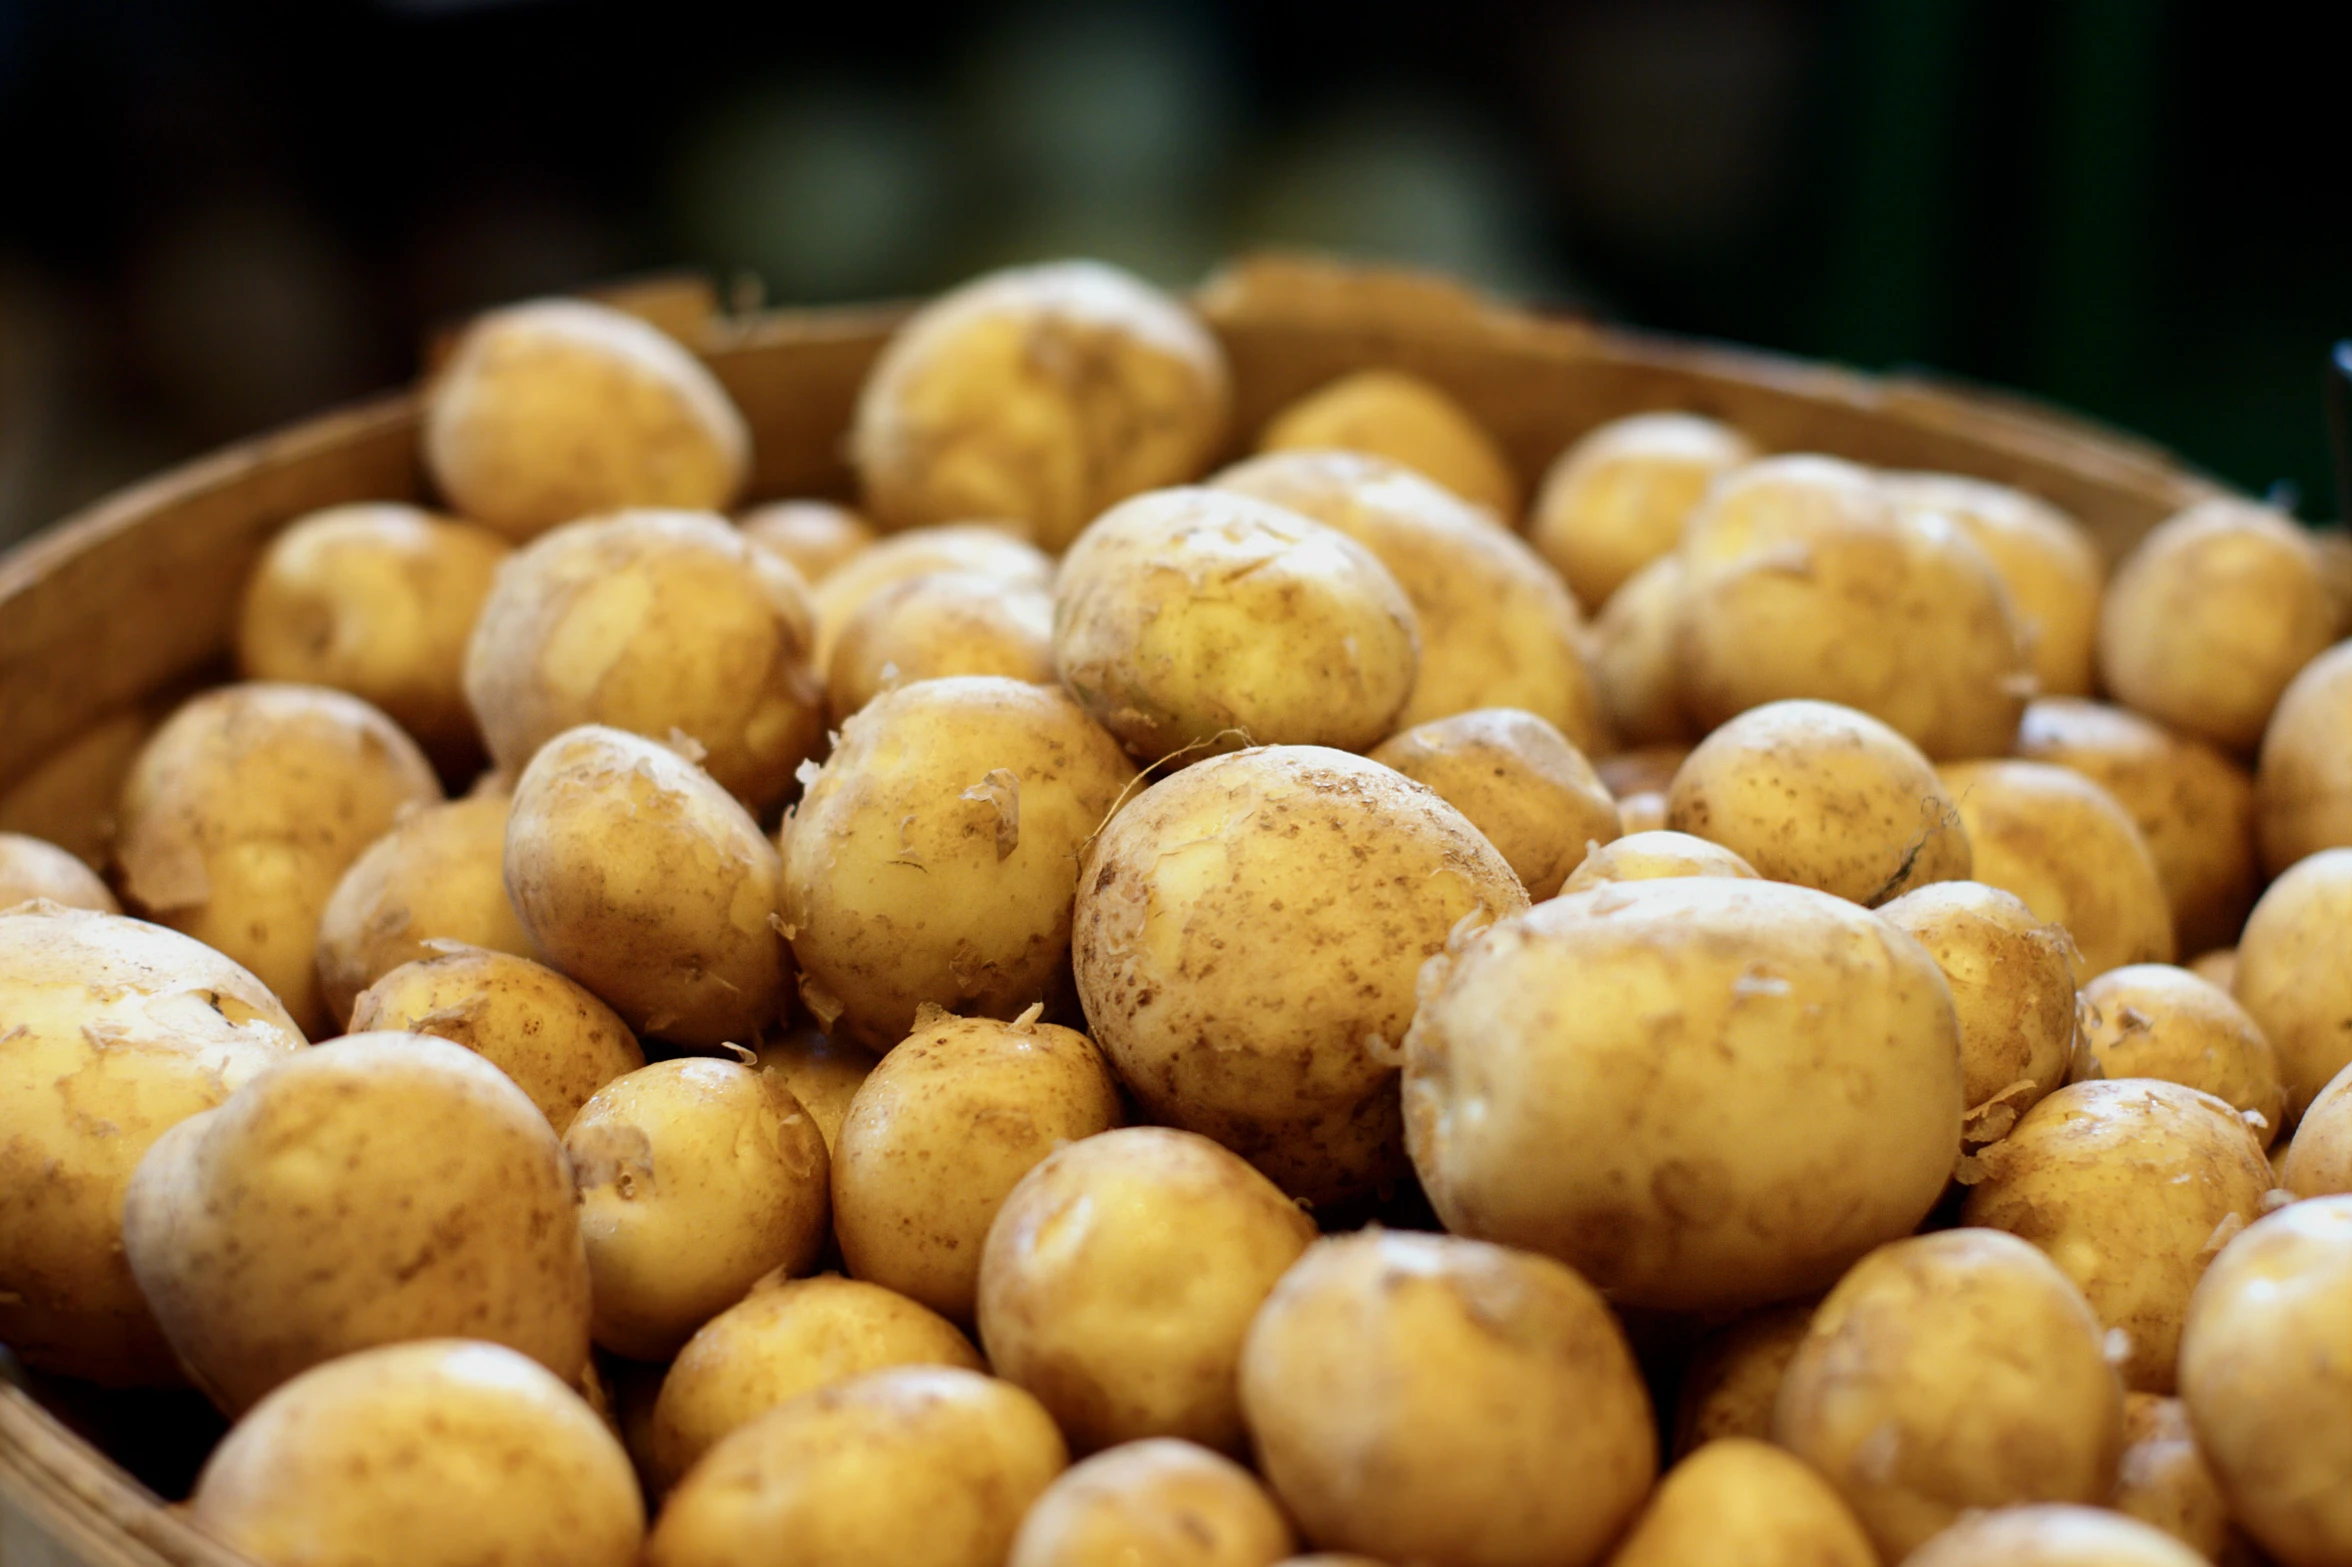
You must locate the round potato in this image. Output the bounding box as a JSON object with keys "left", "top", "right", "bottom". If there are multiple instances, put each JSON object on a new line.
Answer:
{"left": 114, "top": 683, "right": 442, "bottom": 1036}
{"left": 567, "top": 1058, "right": 831, "bottom": 1361}
{"left": 852, "top": 261, "right": 1229, "bottom": 550}
{"left": 2279, "top": 1062, "right": 2352, "bottom": 1198}
{"left": 463, "top": 509, "right": 822, "bottom": 814}
{"left": 2109, "top": 1394, "right": 2232, "bottom": 1561}
{"left": 2178, "top": 1196, "right": 2352, "bottom": 1567}
{"left": 1962, "top": 1079, "right": 2274, "bottom": 1393}
{"left": 1239, "top": 1231, "right": 1655, "bottom": 1567}
{"left": 0, "top": 907, "right": 304, "bottom": 1384}
{"left": 1671, "top": 1300, "right": 1813, "bottom": 1455}
{"left": 188, "top": 1339, "right": 641, "bottom": 1567}
{"left": 1590, "top": 554, "right": 1696, "bottom": 747}
{"left": 825, "top": 569, "right": 1055, "bottom": 726}
{"left": 1527, "top": 411, "right": 1757, "bottom": 610}
{"left": 1882, "top": 472, "right": 2104, "bottom": 699}
{"left": 1053, "top": 488, "right": 1420, "bottom": 762}
{"left": 505, "top": 725, "right": 786, "bottom": 1050}
{"left": 749, "top": 1028, "right": 876, "bottom": 1154}
{"left": 0, "top": 830, "right": 117, "bottom": 911}
{"left": 1666, "top": 699, "right": 1971, "bottom": 906}
{"left": 0, "top": 707, "right": 155, "bottom": 868}
{"left": 424, "top": 297, "right": 749, "bottom": 541}
{"left": 978, "top": 1127, "right": 1316, "bottom": 1455}
{"left": 2077, "top": 965, "right": 2285, "bottom": 1143}
{"left": 2232, "top": 847, "right": 2352, "bottom": 1122}
{"left": 1609, "top": 1438, "right": 1876, "bottom": 1567}
{"left": 2097, "top": 498, "right": 2335, "bottom": 752}
{"left": 1559, "top": 829, "right": 1760, "bottom": 894}
{"left": 645, "top": 1366, "right": 1068, "bottom": 1567}
{"left": 1904, "top": 1506, "right": 2210, "bottom": 1567}
{"left": 2256, "top": 639, "right": 2352, "bottom": 876}
{"left": 1257, "top": 369, "right": 1518, "bottom": 518}
{"left": 810, "top": 522, "right": 1054, "bottom": 668}
{"left": 122, "top": 1032, "right": 591, "bottom": 1414}
{"left": 1369, "top": 709, "right": 1618, "bottom": 899}
{"left": 781, "top": 677, "right": 1136, "bottom": 1051}
{"left": 1938, "top": 759, "right": 2175, "bottom": 977}
{"left": 1009, "top": 1439, "right": 1296, "bottom": 1567}
{"left": 738, "top": 499, "right": 876, "bottom": 583}
{"left": 236, "top": 503, "right": 511, "bottom": 771}
{"left": 1404, "top": 878, "right": 1962, "bottom": 1313}
{"left": 1073, "top": 746, "right": 1527, "bottom": 1204}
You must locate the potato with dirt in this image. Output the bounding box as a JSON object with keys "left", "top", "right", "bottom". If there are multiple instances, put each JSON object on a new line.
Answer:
{"left": 825, "top": 569, "right": 1056, "bottom": 725}
{"left": 1368, "top": 709, "right": 1618, "bottom": 899}
{"left": 810, "top": 522, "right": 1053, "bottom": 668}
{"left": 1671, "top": 1301, "right": 1814, "bottom": 1455}
{"left": 748, "top": 1028, "right": 876, "bottom": 1154}
{"left": 1009, "top": 1439, "right": 1297, "bottom": 1567}
{"left": 1257, "top": 368, "right": 1519, "bottom": 518}
{"left": 1881, "top": 472, "right": 2104, "bottom": 699}
{"left": 1559, "top": 829, "right": 1761, "bottom": 893}
{"left": 2076, "top": 964, "right": 2285, "bottom": 1142}
{"left": 1527, "top": 411, "right": 1756, "bottom": 610}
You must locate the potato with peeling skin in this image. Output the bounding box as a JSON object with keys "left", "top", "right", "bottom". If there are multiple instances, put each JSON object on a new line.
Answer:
{"left": 1009, "top": 1439, "right": 1297, "bottom": 1567}
{"left": 1882, "top": 472, "right": 2104, "bottom": 699}
{"left": 1257, "top": 369, "right": 1519, "bottom": 518}
{"left": 749, "top": 1028, "right": 876, "bottom": 1154}
{"left": 1904, "top": 1505, "right": 2211, "bottom": 1567}
{"left": 1528, "top": 412, "right": 1757, "bottom": 611}
{"left": 2232, "top": 847, "right": 2352, "bottom": 1122}
{"left": 2255, "top": 639, "right": 2352, "bottom": 876}
{"left": 738, "top": 499, "right": 876, "bottom": 583}
{"left": 1559, "top": 830, "right": 1761, "bottom": 894}
{"left": 0, "top": 830, "right": 118, "bottom": 911}
{"left": 1671, "top": 1300, "right": 1813, "bottom": 1455}
{"left": 811, "top": 522, "right": 1053, "bottom": 668}
{"left": 2076, "top": 965, "right": 2285, "bottom": 1143}
{"left": 825, "top": 570, "right": 1056, "bottom": 726}
{"left": 2279, "top": 1062, "right": 2352, "bottom": 1198}
{"left": 1590, "top": 555, "right": 1696, "bottom": 748}
{"left": 1369, "top": 709, "right": 1618, "bottom": 900}
{"left": 1608, "top": 1438, "right": 1877, "bottom": 1567}
{"left": 2109, "top": 1394, "right": 2234, "bottom": 1561}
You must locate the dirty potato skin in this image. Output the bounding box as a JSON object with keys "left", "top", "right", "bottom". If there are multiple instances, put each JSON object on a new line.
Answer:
{"left": 1256, "top": 369, "right": 1519, "bottom": 518}
{"left": 1527, "top": 411, "right": 1757, "bottom": 612}
{"left": 1559, "top": 829, "right": 1760, "bottom": 894}
{"left": 0, "top": 831, "right": 118, "bottom": 911}
{"left": 2108, "top": 1394, "right": 2234, "bottom": 1561}
{"left": 1369, "top": 709, "right": 1618, "bottom": 900}
{"left": 2231, "top": 848, "right": 2352, "bottom": 1123}
{"left": 1671, "top": 1300, "right": 1815, "bottom": 1455}
{"left": 810, "top": 523, "right": 1054, "bottom": 669}
{"left": 2077, "top": 965, "right": 2285, "bottom": 1143}
{"left": 2255, "top": 639, "right": 2352, "bottom": 877}
{"left": 1073, "top": 746, "right": 1527, "bottom": 1205}
{"left": 824, "top": 569, "right": 1056, "bottom": 726}
{"left": 1608, "top": 1438, "right": 1878, "bottom": 1567}
{"left": 1008, "top": 1439, "right": 1297, "bottom": 1567}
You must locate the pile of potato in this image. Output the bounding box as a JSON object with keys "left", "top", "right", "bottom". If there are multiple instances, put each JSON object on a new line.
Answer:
{"left": 4, "top": 257, "right": 2351, "bottom": 1567}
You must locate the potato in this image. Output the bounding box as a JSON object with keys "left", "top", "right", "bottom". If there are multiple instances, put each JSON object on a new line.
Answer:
{"left": 2255, "top": 639, "right": 2352, "bottom": 875}
{"left": 505, "top": 725, "right": 786, "bottom": 1050}
{"left": 0, "top": 906, "right": 304, "bottom": 1384}
{"left": 1009, "top": 1439, "right": 1297, "bottom": 1567}
{"left": 811, "top": 522, "right": 1054, "bottom": 668}
{"left": 1404, "top": 878, "right": 1961, "bottom": 1313}
{"left": 1238, "top": 1231, "right": 1655, "bottom": 1567}
{"left": 2077, "top": 965, "right": 2285, "bottom": 1142}
{"left": 2178, "top": 1196, "right": 2352, "bottom": 1567}
{"left": 833, "top": 1010, "right": 1123, "bottom": 1322}
{"left": 2097, "top": 498, "right": 2336, "bottom": 752}
{"left": 1607, "top": 1438, "right": 1876, "bottom": 1567}
{"left": 236, "top": 503, "right": 511, "bottom": 771}
{"left": 2109, "top": 1393, "right": 2233, "bottom": 1560}
{"left": 122, "top": 1032, "right": 591, "bottom": 1414}
{"left": 114, "top": 683, "right": 442, "bottom": 1035}
{"left": 1073, "top": 746, "right": 1526, "bottom": 1204}
{"left": 2016, "top": 698, "right": 2260, "bottom": 956}
{"left": 0, "top": 706, "right": 153, "bottom": 868}
{"left": 1904, "top": 1506, "right": 2210, "bottom": 1567}
{"left": 1369, "top": 709, "right": 1618, "bottom": 899}
{"left": 1665, "top": 699, "right": 1971, "bottom": 906}
{"left": 978, "top": 1127, "right": 1316, "bottom": 1455}
{"left": 1527, "top": 411, "right": 1757, "bottom": 610}
{"left": 2187, "top": 947, "right": 2237, "bottom": 988}
{"left": 0, "top": 830, "right": 117, "bottom": 911}
{"left": 826, "top": 569, "right": 1056, "bottom": 726}
{"left": 749, "top": 1027, "right": 876, "bottom": 1154}
{"left": 738, "top": 499, "right": 876, "bottom": 583}
{"left": 1596, "top": 746, "right": 1687, "bottom": 837}
{"left": 1772, "top": 1228, "right": 2125, "bottom": 1559}
{"left": 1590, "top": 555, "right": 1695, "bottom": 747}
{"left": 463, "top": 509, "right": 822, "bottom": 814}
{"left": 650, "top": 1273, "right": 983, "bottom": 1491}
{"left": 1617, "top": 792, "right": 1667, "bottom": 834}
{"left": 349, "top": 946, "right": 643, "bottom": 1133}
{"left": 2280, "top": 1062, "right": 2352, "bottom": 1198}
{"left": 424, "top": 297, "right": 750, "bottom": 541}
{"left": 2232, "top": 847, "right": 2352, "bottom": 1121}
{"left": 1880, "top": 881, "right": 2080, "bottom": 1139}
{"left": 1053, "top": 488, "right": 1420, "bottom": 762}
{"left": 852, "top": 261, "right": 1230, "bottom": 550}
{"left": 1670, "top": 1301, "right": 1812, "bottom": 1455}
{"left": 1962, "top": 1079, "right": 2274, "bottom": 1392}
{"left": 2316, "top": 526, "right": 2352, "bottom": 632}
{"left": 1882, "top": 472, "right": 2104, "bottom": 699}
{"left": 314, "top": 793, "right": 535, "bottom": 1027}
{"left": 645, "top": 1366, "right": 1068, "bottom": 1567}
{"left": 1257, "top": 369, "right": 1519, "bottom": 518}
{"left": 1558, "top": 829, "right": 1761, "bottom": 894}
{"left": 567, "top": 1058, "right": 830, "bottom": 1361}
{"left": 187, "top": 1339, "right": 642, "bottom": 1567}
{"left": 1938, "top": 760, "right": 2175, "bottom": 977}
{"left": 782, "top": 677, "right": 1136, "bottom": 1050}
{"left": 1212, "top": 451, "right": 1606, "bottom": 749}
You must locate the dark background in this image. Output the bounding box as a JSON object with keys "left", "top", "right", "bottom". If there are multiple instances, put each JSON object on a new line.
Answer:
{"left": 0, "top": 0, "right": 2343, "bottom": 546}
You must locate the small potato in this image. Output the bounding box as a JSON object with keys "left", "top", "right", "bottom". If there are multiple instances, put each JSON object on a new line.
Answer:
{"left": 1617, "top": 792, "right": 1667, "bottom": 834}
{"left": 505, "top": 725, "right": 786, "bottom": 1050}
{"left": 2098, "top": 498, "right": 2336, "bottom": 752}
{"left": 425, "top": 297, "right": 750, "bottom": 541}
{"left": 2279, "top": 1062, "right": 2352, "bottom": 1198}
{"left": 1405, "top": 879, "right": 1962, "bottom": 1313}
{"left": 979, "top": 1127, "right": 1316, "bottom": 1455}
{"left": 1939, "top": 759, "right": 2175, "bottom": 977}
{"left": 1528, "top": 411, "right": 1757, "bottom": 610}
{"left": 1666, "top": 699, "right": 1971, "bottom": 906}
{"left": 853, "top": 261, "right": 1230, "bottom": 550}
{"left": 825, "top": 569, "right": 1056, "bottom": 726}
{"left": 1558, "top": 829, "right": 1761, "bottom": 894}
{"left": 1882, "top": 472, "right": 2104, "bottom": 699}
{"left": 2016, "top": 698, "right": 2260, "bottom": 956}
{"left": 650, "top": 1274, "right": 983, "bottom": 1491}
{"left": 464, "top": 509, "right": 822, "bottom": 814}
{"left": 811, "top": 522, "right": 1054, "bottom": 668}
{"left": 2110, "top": 1394, "right": 2233, "bottom": 1561}
{"left": 738, "top": 499, "right": 876, "bottom": 583}
{"left": 314, "top": 793, "right": 536, "bottom": 1027}
{"left": 1590, "top": 555, "right": 1696, "bottom": 747}
{"left": 1053, "top": 488, "right": 1420, "bottom": 762}
{"left": 1239, "top": 1231, "right": 1655, "bottom": 1567}
{"left": 0, "top": 707, "right": 154, "bottom": 868}
{"left": 0, "top": 907, "right": 304, "bottom": 1384}
{"left": 188, "top": 1340, "right": 642, "bottom": 1567}
{"left": 1905, "top": 1506, "right": 2210, "bottom": 1567}
{"left": 1670, "top": 1301, "right": 1813, "bottom": 1455}
{"left": 1962, "top": 1079, "right": 2274, "bottom": 1393}
{"left": 2232, "top": 847, "right": 2352, "bottom": 1121}
{"left": 1771, "top": 1228, "right": 2126, "bottom": 1560}
{"left": 567, "top": 1058, "right": 831, "bottom": 1361}
{"left": 1369, "top": 709, "right": 1618, "bottom": 899}
{"left": 349, "top": 946, "right": 643, "bottom": 1133}
{"left": 749, "top": 1028, "right": 876, "bottom": 1154}
{"left": 833, "top": 1010, "right": 1123, "bottom": 1322}
{"left": 0, "top": 830, "right": 117, "bottom": 911}
{"left": 645, "top": 1366, "right": 1069, "bottom": 1567}
{"left": 1073, "top": 746, "right": 1527, "bottom": 1204}
{"left": 2078, "top": 965, "right": 2285, "bottom": 1143}
{"left": 114, "top": 683, "right": 442, "bottom": 1035}
{"left": 2255, "top": 639, "right": 2352, "bottom": 875}
{"left": 122, "top": 1032, "right": 591, "bottom": 1414}
{"left": 236, "top": 503, "right": 511, "bottom": 771}
{"left": 1258, "top": 369, "right": 1519, "bottom": 518}
{"left": 2178, "top": 1196, "right": 2352, "bottom": 1567}
{"left": 1607, "top": 1438, "right": 1876, "bottom": 1567}
{"left": 2187, "top": 948, "right": 2237, "bottom": 988}
{"left": 1009, "top": 1439, "right": 1297, "bottom": 1567}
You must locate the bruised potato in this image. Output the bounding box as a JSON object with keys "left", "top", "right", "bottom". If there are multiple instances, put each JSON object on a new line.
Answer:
{"left": 1608, "top": 1438, "right": 1876, "bottom": 1567}
{"left": 825, "top": 569, "right": 1056, "bottom": 725}
{"left": 1881, "top": 472, "right": 2104, "bottom": 699}
{"left": 738, "top": 499, "right": 876, "bottom": 583}
{"left": 0, "top": 830, "right": 117, "bottom": 912}
{"left": 2255, "top": 639, "right": 2352, "bottom": 876}
{"left": 810, "top": 523, "right": 1054, "bottom": 669}
{"left": 2279, "top": 1062, "right": 2352, "bottom": 1198}
{"left": 749, "top": 1028, "right": 876, "bottom": 1154}
{"left": 1369, "top": 709, "right": 1618, "bottom": 899}
{"left": 2077, "top": 965, "right": 2285, "bottom": 1142}
{"left": 1559, "top": 829, "right": 1761, "bottom": 894}
{"left": 1527, "top": 411, "right": 1756, "bottom": 610}
{"left": 1671, "top": 1301, "right": 1813, "bottom": 1455}
{"left": 1257, "top": 369, "right": 1518, "bottom": 518}
{"left": 2231, "top": 848, "right": 2352, "bottom": 1121}
{"left": 1009, "top": 1440, "right": 1297, "bottom": 1567}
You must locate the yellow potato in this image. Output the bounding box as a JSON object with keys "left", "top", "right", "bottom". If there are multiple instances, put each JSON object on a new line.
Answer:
{"left": 738, "top": 499, "right": 877, "bottom": 583}
{"left": 1369, "top": 709, "right": 1618, "bottom": 899}
{"left": 1590, "top": 554, "right": 1696, "bottom": 747}
{"left": 2279, "top": 1062, "right": 2352, "bottom": 1198}
{"left": 1882, "top": 472, "right": 2104, "bottom": 699}
{"left": 0, "top": 830, "right": 117, "bottom": 911}
{"left": 825, "top": 569, "right": 1056, "bottom": 726}
{"left": 1008, "top": 1439, "right": 1297, "bottom": 1567}
{"left": 2187, "top": 947, "right": 2237, "bottom": 988}
{"left": 2109, "top": 1393, "right": 2233, "bottom": 1561}
{"left": 810, "top": 522, "right": 1053, "bottom": 669}
{"left": 2232, "top": 847, "right": 2352, "bottom": 1121}
{"left": 2077, "top": 965, "right": 2285, "bottom": 1143}
{"left": 749, "top": 1028, "right": 876, "bottom": 1154}
{"left": 1617, "top": 792, "right": 1668, "bottom": 834}
{"left": 1670, "top": 1301, "right": 1813, "bottom": 1455}
{"left": 1607, "top": 1438, "right": 1876, "bottom": 1567}
{"left": 2255, "top": 639, "right": 2352, "bottom": 876}
{"left": 1258, "top": 369, "right": 1518, "bottom": 517}
{"left": 0, "top": 707, "right": 154, "bottom": 868}
{"left": 1528, "top": 412, "right": 1757, "bottom": 610}
{"left": 1558, "top": 829, "right": 1761, "bottom": 894}
{"left": 1904, "top": 1505, "right": 2210, "bottom": 1567}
